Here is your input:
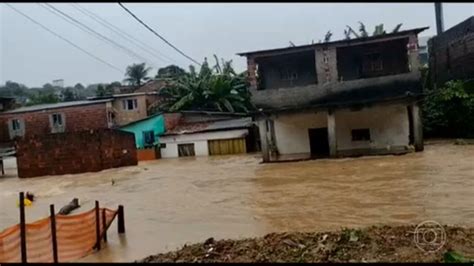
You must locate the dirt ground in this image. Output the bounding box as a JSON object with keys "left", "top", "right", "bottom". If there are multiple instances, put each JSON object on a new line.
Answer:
{"left": 140, "top": 225, "right": 474, "bottom": 263}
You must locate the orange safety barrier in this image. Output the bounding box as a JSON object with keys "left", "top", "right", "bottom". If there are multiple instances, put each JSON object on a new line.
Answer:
{"left": 0, "top": 201, "right": 120, "bottom": 263}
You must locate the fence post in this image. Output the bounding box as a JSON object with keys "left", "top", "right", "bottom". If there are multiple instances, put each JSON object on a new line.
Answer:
{"left": 117, "top": 205, "right": 125, "bottom": 234}
{"left": 101, "top": 208, "right": 107, "bottom": 242}
{"left": 50, "top": 204, "right": 58, "bottom": 263}
{"left": 95, "top": 201, "right": 101, "bottom": 250}
{"left": 19, "top": 192, "right": 27, "bottom": 263}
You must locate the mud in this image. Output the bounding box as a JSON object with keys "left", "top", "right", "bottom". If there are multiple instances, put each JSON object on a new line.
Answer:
{"left": 0, "top": 140, "right": 473, "bottom": 262}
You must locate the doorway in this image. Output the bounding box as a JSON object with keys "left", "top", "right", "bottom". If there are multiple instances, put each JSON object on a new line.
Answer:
{"left": 308, "top": 128, "right": 329, "bottom": 157}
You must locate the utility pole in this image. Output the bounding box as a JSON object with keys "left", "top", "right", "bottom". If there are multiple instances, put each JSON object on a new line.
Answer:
{"left": 434, "top": 2, "right": 444, "bottom": 35}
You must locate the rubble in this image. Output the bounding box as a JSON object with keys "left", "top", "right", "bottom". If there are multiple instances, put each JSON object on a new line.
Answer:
{"left": 140, "top": 225, "right": 474, "bottom": 263}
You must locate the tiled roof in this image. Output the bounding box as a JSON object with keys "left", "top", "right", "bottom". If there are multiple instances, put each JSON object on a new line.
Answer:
{"left": 135, "top": 80, "right": 169, "bottom": 93}
{"left": 164, "top": 117, "right": 253, "bottom": 135}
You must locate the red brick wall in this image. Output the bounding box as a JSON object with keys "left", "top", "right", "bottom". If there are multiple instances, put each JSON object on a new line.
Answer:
{"left": 0, "top": 102, "right": 109, "bottom": 143}
{"left": 16, "top": 129, "right": 137, "bottom": 178}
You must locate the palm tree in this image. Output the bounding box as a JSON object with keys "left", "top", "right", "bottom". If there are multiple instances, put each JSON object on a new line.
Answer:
{"left": 124, "top": 63, "right": 151, "bottom": 88}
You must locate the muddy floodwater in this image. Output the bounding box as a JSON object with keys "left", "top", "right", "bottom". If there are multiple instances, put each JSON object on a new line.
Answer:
{"left": 0, "top": 140, "right": 473, "bottom": 262}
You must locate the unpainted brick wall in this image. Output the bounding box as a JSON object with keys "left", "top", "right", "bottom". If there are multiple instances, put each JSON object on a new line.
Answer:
{"left": 16, "top": 129, "right": 137, "bottom": 178}
{"left": 0, "top": 102, "right": 109, "bottom": 143}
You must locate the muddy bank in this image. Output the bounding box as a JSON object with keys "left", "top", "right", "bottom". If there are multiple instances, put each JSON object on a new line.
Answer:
{"left": 141, "top": 225, "right": 474, "bottom": 263}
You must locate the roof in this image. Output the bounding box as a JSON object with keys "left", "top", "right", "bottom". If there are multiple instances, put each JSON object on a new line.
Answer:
{"left": 87, "top": 92, "right": 157, "bottom": 100}
{"left": 237, "top": 27, "right": 429, "bottom": 57}
{"left": 164, "top": 117, "right": 253, "bottom": 136}
{"left": 135, "top": 80, "right": 168, "bottom": 93}
{"left": 1, "top": 99, "right": 112, "bottom": 114}
{"left": 179, "top": 110, "right": 249, "bottom": 117}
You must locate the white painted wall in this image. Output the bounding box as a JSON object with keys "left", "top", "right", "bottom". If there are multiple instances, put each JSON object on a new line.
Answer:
{"left": 335, "top": 104, "right": 409, "bottom": 151}
{"left": 160, "top": 129, "right": 248, "bottom": 158}
{"left": 272, "top": 111, "right": 327, "bottom": 154}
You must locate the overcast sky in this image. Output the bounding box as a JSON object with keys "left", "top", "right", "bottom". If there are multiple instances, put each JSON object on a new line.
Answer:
{"left": 0, "top": 3, "right": 473, "bottom": 87}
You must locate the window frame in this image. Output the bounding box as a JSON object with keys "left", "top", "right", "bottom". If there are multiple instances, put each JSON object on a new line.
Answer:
{"left": 351, "top": 128, "right": 371, "bottom": 142}
{"left": 122, "top": 98, "right": 138, "bottom": 111}
{"left": 142, "top": 130, "right": 155, "bottom": 147}
{"left": 49, "top": 113, "right": 66, "bottom": 133}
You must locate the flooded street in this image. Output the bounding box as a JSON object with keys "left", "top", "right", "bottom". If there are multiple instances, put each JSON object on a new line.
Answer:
{"left": 1, "top": 141, "right": 473, "bottom": 262}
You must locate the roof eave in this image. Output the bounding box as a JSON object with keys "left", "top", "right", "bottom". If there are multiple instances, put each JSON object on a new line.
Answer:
{"left": 237, "top": 26, "right": 429, "bottom": 57}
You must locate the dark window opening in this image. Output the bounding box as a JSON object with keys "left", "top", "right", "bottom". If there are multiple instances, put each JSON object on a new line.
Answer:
{"left": 362, "top": 52, "right": 383, "bottom": 73}
{"left": 337, "top": 38, "right": 409, "bottom": 81}
{"left": 123, "top": 99, "right": 138, "bottom": 110}
{"left": 52, "top": 113, "right": 63, "bottom": 126}
{"left": 255, "top": 50, "right": 317, "bottom": 90}
{"left": 352, "top": 129, "right": 371, "bottom": 141}
{"left": 160, "top": 143, "right": 166, "bottom": 148}
{"left": 143, "top": 130, "right": 155, "bottom": 147}
{"left": 11, "top": 119, "right": 21, "bottom": 131}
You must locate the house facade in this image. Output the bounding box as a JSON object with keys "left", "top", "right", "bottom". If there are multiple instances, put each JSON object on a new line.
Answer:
{"left": 89, "top": 92, "right": 161, "bottom": 127}
{"left": 238, "top": 27, "right": 428, "bottom": 162}
{"left": 159, "top": 112, "right": 258, "bottom": 158}
{"left": 0, "top": 100, "right": 114, "bottom": 143}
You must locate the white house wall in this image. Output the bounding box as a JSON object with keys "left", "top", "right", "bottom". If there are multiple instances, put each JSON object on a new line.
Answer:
{"left": 160, "top": 129, "right": 248, "bottom": 158}
{"left": 272, "top": 111, "right": 327, "bottom": 155}
{"left": 334, "top": 104, "right": 409, "bottom": 151}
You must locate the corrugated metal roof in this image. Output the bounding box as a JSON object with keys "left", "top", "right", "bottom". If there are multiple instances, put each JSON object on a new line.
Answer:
{"left": 164, "top": 117, "right": 253, "bottom": 135}
{"left": 1, "top": 99, "right": 111, "bottom": 114}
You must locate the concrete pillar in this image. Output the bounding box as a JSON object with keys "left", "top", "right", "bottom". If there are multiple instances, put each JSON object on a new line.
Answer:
{"left": 411, "top": 103, "right": 424, "bottom": 151}
{"left": 327, "top": 109, "right": 337, "bottom": 157}
{"left": 247, "top": 57, "right": 258, "bottom": 90}
{"left": 407, "top": 35, "right": 420, "bottom": 74}
{"left": 315, "top": 47, "right": 338, "bottom": 84}
{"left": 257, "top": 119, "right": 270, "bottom": 162}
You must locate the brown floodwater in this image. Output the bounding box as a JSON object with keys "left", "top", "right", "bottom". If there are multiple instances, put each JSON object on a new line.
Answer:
{"left": 0, "top": 140, "right": 473, "bottom": 262}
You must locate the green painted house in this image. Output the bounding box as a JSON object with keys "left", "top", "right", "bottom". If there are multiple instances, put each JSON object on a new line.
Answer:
{"left": 119, "top": 113, "right": 165, "bottom": 149}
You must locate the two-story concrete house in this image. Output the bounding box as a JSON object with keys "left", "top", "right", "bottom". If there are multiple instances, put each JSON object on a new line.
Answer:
{"left": 238, "top": 27, "right": 428, "bottom": 162}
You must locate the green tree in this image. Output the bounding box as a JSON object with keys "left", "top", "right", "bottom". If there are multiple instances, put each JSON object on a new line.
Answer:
{"left": 423, "top": 79, "right": 474, "bottom": 138}
{"left": 62, "top": 88, "right": 76, "bottom": 102}
{"left": 124, "top": 63, "right": 151, "bottom": 88}
{"left": 96, "top": 84, "right": 114, "bottom": 97}
{"left": 156, "top": 65, "right": 186, "bottom": 79}
{"left": 158, "top": 56, "right": 253, "bottom": 113}
{"left": 26, "top": 92, "right": 60, "bottom": 106}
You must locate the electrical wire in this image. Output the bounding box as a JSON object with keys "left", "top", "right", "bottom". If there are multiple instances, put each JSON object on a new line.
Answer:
{"left": 4, "top": 3, "right": 123, "bottom": 73}
{"left": 117, "top": 2, "right": 201, "bottom": 66}
{"left": 71, "top": 3, "right": 177, "bottom": 65}
{"left": 41, "top": 3, "right": 158, "bottom": 68}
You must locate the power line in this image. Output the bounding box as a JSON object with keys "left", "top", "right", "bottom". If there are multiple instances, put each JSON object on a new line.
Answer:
{"left": 41, "top": 3, "right": 159, "bottom": 69}
{"left": 71, "top": 3, "right": 177, "bottom": 65}
{"left": 117, "top": 2, "right": 201, "bottom": 66}
{"left": 4, "top": 3, "right": 123, "bottom": 73}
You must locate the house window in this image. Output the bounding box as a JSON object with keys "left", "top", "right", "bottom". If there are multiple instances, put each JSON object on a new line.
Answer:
{"left": 122, "top": 99, "right": 138, "bottom": 111}
{"left": 9, "top": 118, "right": 24, "bottom": 139}
{"left": 142, "top": 130, "right": 155, "bottom": 147}
{"left": 178, "top": 143, "right": 195, "bottom": 157}
{"left": 11, "top": 119, "right": 21, "bottom": 131}
{"left": 160, "top": 143, "right": 166, "bottom": 148}
{"left": 50, "top": 113, "right": 65, "bottom": 133}
{"left": 351, "top": 128, "right": 371, "bottom": 141}
{"left": 279, "top": 68, "right": 298, "bottom": 81}
{"left": 362, "top": 52, "right": 383, "bottom": 73}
